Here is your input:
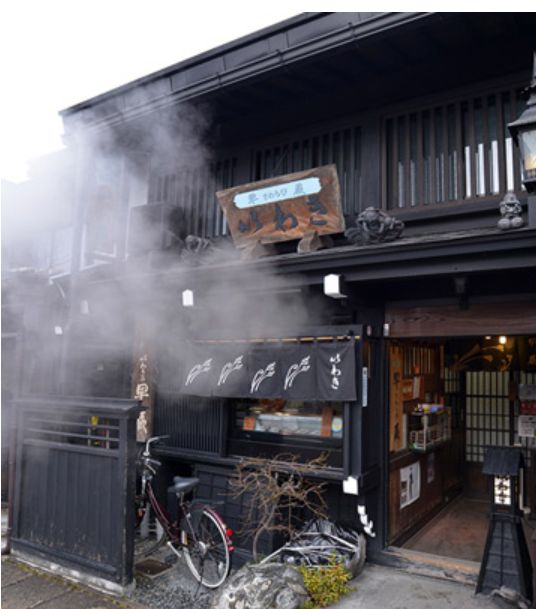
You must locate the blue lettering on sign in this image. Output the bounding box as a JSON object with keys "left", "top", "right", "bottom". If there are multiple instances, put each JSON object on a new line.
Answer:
{"left": 234, "top": 177, "right": 322, "bottom": 209}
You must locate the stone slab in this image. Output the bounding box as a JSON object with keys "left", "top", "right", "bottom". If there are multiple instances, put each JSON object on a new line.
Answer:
{"left": 1, "top": 570, "right": 70, "bottom": 609}
{"left": 1, "top": 561, "right": 33, "bottom": 586}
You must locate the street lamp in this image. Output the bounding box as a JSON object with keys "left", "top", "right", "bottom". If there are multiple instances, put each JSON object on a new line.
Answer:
{"left": 508, "top": 52, "right": 536, "bottom": 226}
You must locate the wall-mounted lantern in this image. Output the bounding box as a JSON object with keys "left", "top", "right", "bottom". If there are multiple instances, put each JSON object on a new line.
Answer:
{"left": 476, "top": 446, "right": 532, "bottom": 601}
{"left": 323, "top": 274, "right": 347, "bottom": 299}
{"left": 508, "top": 52, "right": 536, "bottom": 226}
{"left": 182, "top": 289, "right": 194, "bottom": 308}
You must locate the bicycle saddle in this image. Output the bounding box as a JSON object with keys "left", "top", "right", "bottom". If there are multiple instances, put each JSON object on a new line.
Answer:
{"left": 170, "top": 475, "right": 199, "bottom": 494}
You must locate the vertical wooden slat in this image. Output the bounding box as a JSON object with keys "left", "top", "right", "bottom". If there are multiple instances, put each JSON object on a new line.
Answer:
{"left": 442, "top": 106, "right": 449, "bottom": 203}
{"left": 416, "top": 112, "right": 424, "bottom": 208}
{"left": 455, "top": 101, "right": 465, "bottom": 201}
{"left": 354, "top": 127, "right": 362, "bottom": 214}
{"left": 213, "top": 162, "right": 222, "bottom": 237}
{"left": 345, "top": 129, "right": 354, "bottom": 216}
{"left": 391, "top": 118, "right": 399, "bottom": 209}
{"left": 468, "top": 99, "right": 476, "bottom": 200}
{"left": 381, "top": 120, "right": 389, "bottom": 210}
{"left": 207, "top": 162, "right": 216, "bottom": 238}
{"left": 496, "top": 92, "right": 506, "bottom": 195}
{"left": 404, "top": 116, "right": 411, "bottom": 208}
{"left": 429, "top": 109, "right": 437, "bottom": 204}
{"left": 483, "top": 97, "right": 491, "bottom": 196}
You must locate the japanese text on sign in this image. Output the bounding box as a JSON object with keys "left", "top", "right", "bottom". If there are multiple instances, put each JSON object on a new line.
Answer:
{"left": 234, "top": 177, "right": 322, "bottom": 208}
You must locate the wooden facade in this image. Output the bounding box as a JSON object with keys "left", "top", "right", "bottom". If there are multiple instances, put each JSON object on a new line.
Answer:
{"left": 8, "top": 13, "right": 536, "bottom": 575}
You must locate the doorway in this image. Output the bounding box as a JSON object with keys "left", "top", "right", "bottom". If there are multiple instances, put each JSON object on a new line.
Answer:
{"left": 387, "top": 336, "right": 536, "bottom": 566}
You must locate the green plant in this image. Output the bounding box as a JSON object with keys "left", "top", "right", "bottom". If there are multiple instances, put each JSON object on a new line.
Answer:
{"left": 299, "top": 555, "right": 353, "bottom": 608}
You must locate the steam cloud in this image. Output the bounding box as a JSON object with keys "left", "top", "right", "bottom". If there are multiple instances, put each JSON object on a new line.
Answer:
{"left": 3, "top": 89, "right": 327, "bottom": 399}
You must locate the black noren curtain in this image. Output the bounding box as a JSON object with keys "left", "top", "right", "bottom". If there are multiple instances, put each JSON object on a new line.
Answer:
{"left": 181, "top": 340, "right": 356, "bottom": 402}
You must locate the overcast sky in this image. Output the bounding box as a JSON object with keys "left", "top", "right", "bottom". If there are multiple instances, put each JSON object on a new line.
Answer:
{"left": 0, "top": 2, "right": 298, "bottom": 183}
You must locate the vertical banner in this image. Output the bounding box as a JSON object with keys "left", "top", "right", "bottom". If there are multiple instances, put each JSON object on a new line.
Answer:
{"left": 132, "top": 330, "right": 154, "bottom": 441}
{"left": 316, "top": 341, "right": 357, "bottom": 401}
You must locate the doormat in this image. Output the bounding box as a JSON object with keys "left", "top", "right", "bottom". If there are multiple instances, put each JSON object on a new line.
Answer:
{"left": 135, "top": 558, "right": 172, "bottom": 578}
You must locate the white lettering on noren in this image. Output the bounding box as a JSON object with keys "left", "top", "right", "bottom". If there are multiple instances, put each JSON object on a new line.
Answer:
{"left": 185, "top": 359, "right": 212, "bottom": 386}
{"left": 218, "top": 355, "right": 244, "bottom": 386}
{"left": 284, "top": 356, "right": 311, "bottom": 390}
{"left": 250, "top": 362, "right": 276, "bottom": 393}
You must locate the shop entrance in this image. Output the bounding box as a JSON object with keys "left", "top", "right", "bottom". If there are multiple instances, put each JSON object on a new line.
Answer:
{"left": 387, "top": 335, "right": 536, "bottom": 566}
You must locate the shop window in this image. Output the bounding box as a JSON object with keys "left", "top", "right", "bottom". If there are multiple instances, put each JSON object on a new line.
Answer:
{"left": 384, "top": 86, "right": 525, "bottom": 210}
{"left": 233, "top": 399, "right": 343, "bottom": 442}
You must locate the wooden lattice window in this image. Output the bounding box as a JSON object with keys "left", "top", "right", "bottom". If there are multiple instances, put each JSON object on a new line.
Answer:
{"left": 465, "top": 371, "right": 512, "bottom": 464}
{"left": 251, "top": 126, "right": 362, "bottom": 217}
{"left": 148, "top": 157, "right": 237, "bottom": 238}
{"left": 384, "top": 86, "right": 526, "bottom": 210}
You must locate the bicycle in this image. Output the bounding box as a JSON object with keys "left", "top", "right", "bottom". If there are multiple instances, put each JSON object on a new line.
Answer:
{"left": 134, "top": 435, "right": 233, "bottom": 588}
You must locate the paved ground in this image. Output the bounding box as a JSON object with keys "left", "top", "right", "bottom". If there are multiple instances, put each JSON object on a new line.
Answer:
{"left": 1, "top": 559, "right": 147, "bottom": 609}
{"left": 3, "top": 556, "right": 521, "bottom": 609}
{"left": 332, "top": 563, "right": 516, "bottom": 609}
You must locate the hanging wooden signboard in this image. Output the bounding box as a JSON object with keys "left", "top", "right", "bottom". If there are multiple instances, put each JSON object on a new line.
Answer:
{"left": 216, "top": 165, "right": 344, "bottom": 248}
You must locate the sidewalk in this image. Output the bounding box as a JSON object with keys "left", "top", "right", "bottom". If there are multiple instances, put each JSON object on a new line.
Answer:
{"left": 331, "top": 563, "right": 518, "bottom": 609}
{"left": 1, "top": 558, "right": 148, "bottom": 609}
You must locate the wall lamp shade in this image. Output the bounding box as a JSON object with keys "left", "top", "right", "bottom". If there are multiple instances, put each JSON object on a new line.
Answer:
{"left": 508, "top": 52, "right": 536, "bottom": 193}
{"left": 324, "top": 274, "right": 347, "bottom": 299}
{"left": 182, "top": 289, "right": 194, "bottom": 307}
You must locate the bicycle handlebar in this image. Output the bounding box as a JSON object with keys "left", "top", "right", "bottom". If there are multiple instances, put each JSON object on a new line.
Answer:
{"left": 142, "top": 435, "right": 170, "bottom": 456}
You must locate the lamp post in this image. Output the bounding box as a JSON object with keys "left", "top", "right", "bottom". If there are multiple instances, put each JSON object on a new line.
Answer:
{"left": 508, "top": 52, "right": 536, "bottom": 227}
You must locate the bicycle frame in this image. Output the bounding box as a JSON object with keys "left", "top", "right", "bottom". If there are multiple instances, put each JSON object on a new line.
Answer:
{"left": 138, "top": 479, "right": 181, "bottom": 543}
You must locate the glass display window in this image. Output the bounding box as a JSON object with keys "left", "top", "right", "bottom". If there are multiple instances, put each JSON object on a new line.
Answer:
{"left": 234, "top": 399, "right": 343, "bottom": 441}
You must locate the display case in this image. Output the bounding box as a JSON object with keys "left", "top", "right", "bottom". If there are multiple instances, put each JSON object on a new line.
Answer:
{"left": 235, "top": 400, "right": 343, "bottom": 439}
{"left": 408, "top": 406, "right": 450, "bottom": 452}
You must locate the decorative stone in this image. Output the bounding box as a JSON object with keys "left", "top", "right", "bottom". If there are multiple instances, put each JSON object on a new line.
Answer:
{"left": 345, "top": 207, "right": 404, "bottom": 245}
{"left": 497, "top": 193, "right": 524, "bottom": 231}
{"left": 209, "top": 563, "right": 309, "bottom": 609}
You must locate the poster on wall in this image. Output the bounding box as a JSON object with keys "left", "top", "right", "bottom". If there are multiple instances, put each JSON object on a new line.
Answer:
{"left": 400, "top": 462, "right": 421, "bottom": 508}
{"left": 518, "top": 415, "right": 536, "bottom": 438}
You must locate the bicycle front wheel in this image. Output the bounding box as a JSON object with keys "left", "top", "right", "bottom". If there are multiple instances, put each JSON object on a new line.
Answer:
{"left": 181, "top": 508, "right": 231, "bottom": 588}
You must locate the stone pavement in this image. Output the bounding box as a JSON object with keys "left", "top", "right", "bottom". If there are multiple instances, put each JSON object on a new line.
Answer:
{"left": 331, "top": 563, "right": 516, "bottom": 609}
{"left": 1, "top": 559, "right": 148, "bottom": 609}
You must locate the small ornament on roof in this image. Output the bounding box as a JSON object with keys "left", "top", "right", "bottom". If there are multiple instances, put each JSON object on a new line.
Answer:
{"left": 345, "top": 207, "right": 404, "bottom": 246}
{"left": 497, "top": 193, "right": 524, "bottom": 231}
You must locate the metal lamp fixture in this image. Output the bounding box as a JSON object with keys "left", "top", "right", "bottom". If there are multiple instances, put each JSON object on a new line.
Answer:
{"left": 508, "top": 52, "right": 536, "bottom": 227}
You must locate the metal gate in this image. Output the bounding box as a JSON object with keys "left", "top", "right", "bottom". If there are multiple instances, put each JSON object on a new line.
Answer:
{"left": 11, "top": 396, "right": 142, "bottom": 591}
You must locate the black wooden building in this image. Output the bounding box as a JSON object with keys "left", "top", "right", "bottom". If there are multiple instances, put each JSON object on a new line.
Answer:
{"left": 9, "top": 12, "right": 536, "bottom": 581}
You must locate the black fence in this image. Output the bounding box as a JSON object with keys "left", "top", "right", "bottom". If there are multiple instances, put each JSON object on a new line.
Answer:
{"left": 11, "top": 396, "right": 142, "bottom": 589}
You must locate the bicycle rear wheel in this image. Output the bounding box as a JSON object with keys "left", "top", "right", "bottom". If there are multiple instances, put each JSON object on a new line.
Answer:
{"left": 181, "top": 508, "right": 231, "bottom": 588}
